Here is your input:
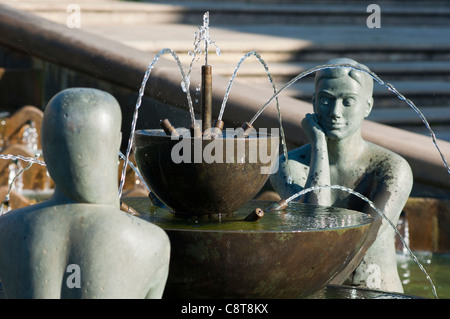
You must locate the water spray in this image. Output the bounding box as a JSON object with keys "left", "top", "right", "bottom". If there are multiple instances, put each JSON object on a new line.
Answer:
{"left": 263, "top": 184, "right": 439, "bottom": 299}
{"left": 247, "top": 63, "right": 449, "bottom": 175}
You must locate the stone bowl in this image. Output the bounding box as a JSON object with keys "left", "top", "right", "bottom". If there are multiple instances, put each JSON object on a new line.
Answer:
{"left": 133, "top": 129, "right": 279, "bottom": 215}
{"left": 123, "top": 197, "right": 377, "bottom": 299}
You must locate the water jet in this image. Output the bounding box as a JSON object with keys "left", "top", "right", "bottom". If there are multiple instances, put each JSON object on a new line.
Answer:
{"left": 126, "top": 13, "right": 382, "bottom": 299}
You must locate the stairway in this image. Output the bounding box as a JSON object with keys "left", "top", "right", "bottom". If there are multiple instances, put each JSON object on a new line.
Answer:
{"left": 2, "top": 0, "right": 450, "bottom": 140}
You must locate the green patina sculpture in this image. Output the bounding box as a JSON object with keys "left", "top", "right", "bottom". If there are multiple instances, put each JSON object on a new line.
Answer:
{"left": 0, "top": 88, "right": 170, "bottom": 298}
{"left": 270, "top": 58, "right": 413, "bottom": 293}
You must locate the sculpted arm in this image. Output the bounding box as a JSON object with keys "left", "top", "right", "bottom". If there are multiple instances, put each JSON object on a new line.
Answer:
{"left": 270, "top": 113, "right": 332, "bottom": 203}
{"left": 300, "top": 113, "right": 332, "bottom": 205}
{"left": 364, "top": 157, "right": 413, "bottom": 234}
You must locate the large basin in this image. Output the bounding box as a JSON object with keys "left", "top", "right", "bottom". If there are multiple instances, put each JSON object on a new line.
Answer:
{"left": 124, "top": 197, "right": 377, "bottom": 299}
{"left": 133, "top": 129, "right": 279, "bottom": 215}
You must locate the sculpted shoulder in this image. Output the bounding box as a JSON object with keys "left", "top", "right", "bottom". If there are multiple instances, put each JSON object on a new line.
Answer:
{"left": 69, "top": 206, "right": 170, "bottom": 249}
{"left": 364, "top": 142, "right": 413, "bottom": 189}
{"left": 287, "top": 144, "right": 312, "bottom": 165}
{"left": 270, "top": 144, "right": 312, "bottom": 199}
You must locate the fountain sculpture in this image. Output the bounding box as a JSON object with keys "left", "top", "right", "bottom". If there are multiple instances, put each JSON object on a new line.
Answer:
{"left": 270, "top": 58, "right": 413, "bottom": 293}
{"left": 0, "top": 12, "right": 444, "bottom": 299}
{"left": 124, "top": 14, "right": 442, "bottom": 298}
{"left": 123, "top": 13, "right": 380, "bottom": 298}
{"left": 0, "top": 88, "right": 170, "bottom": 298}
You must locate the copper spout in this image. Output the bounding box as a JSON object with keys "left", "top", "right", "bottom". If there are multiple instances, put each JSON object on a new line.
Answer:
{"left": 237, "top": 121, "right": 254, "bottom": 138}
{"left": 244, "top": 207, "right": 265, "bottom": 221}
{"left": 190, "top": 122, "right": 202, "bottom": 138}
{"left": 267, "top": 199, "right": 289, "bottom": 212}
{"left": 211, "top": 119, "right": 224, "bottom": 138}
{"left": 160, "top": 118, "right": 180, "bottom": 137}
{"left": 120, "top": 200, "right": 139, "bottom": 216}
{"left": 201, "top": 65, "right": 213, "bottom": 134}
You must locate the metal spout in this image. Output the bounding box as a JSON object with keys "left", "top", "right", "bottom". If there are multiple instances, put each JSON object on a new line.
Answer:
{"left": 201, "top": 65, "right": 213, "bottom": 135}
{"left": 120, "top": 200, "right": 139, "bottom": 216}
{"left": 160, "top": 118, "right": 179, "bottom": 137}
{"left": 190, "top": 122, "right": 202, "bottom": 138}
{"left": 211, "top": 119, "right": 224, "bottom": 138}
{"left": 236, "top": 121, "right": 254, "bottom": 138}
{"left": 267, "top": 199, "right": 289, "bottom": 212}
{"left": 244, "top": 207, "right": 265, "bottom": 221}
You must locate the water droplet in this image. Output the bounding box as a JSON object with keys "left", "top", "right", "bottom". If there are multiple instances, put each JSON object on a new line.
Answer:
{"left": 287, "top": 176, "right": 293, "bottom": 185}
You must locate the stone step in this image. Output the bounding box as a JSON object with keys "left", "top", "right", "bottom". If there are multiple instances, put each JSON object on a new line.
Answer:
{"left": 368, "top": 106, "right": 450, "bottom": 125}
{"left": 4, "top": 0, "right": 449, "bottom": 129}
{"left": 5, "top": 0, "right": 450, "bottom": 26}
{"left": 81, "top": 21, "right": 450, "bottom": 110}
{"left": 4, "top": 1, "right": 449, "bottom": 63}
{"left": 85, "top": 24, "right": 450, "bottom": 64}
{"left": 281, "top": 80, "right": 450, "bottom": 108}
{"left": 210, "top": 61, "right": 450, "bottom": 83}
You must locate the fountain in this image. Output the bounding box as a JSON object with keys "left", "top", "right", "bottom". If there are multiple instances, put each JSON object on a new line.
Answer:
{"left": 121, "top": 13, "right": 382, "bottom": 299}
{"left": 125, "top": 197, "right": 375, "bottom": 298}
{"left": 0, "top": 11, "right": 445, "bottom": 299}
{"left": 133, "top": 129, "right": 279, "bottom": 215}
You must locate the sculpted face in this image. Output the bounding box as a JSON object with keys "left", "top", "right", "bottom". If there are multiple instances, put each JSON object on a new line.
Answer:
{"left": 314, "top": 71, "right": 373, "bottom": 140}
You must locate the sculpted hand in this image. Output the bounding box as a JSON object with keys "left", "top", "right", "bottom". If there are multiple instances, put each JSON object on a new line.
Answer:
{"left": 301, "top": 113, "right": 326, "bottom": 147}
{"left": 300, "top": 113, "right": 331, "bottom": 205}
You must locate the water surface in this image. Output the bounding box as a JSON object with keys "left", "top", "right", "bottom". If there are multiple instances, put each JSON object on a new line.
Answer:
{"left": 398, "top": 252, "right": 450, "bottom": 299}
{"left": 124, "top": 198, "right": 373, "bottom": 233}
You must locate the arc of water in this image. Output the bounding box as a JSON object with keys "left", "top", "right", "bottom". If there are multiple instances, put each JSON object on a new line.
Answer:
{"left": 217, "top": 50, "right": 292, "bottom": 181}
{"left": 119, "top": 12, "right": 222, "bottom": 197}
{"left": 383, "top": 82, "right": 450, "bottom": 174}
{"left": 218, "top": 50, "right": 274, "bottom": 121}
{"left": 118, "top": 48, "right": 196, "bottom": 198}
{"left": 118, "top": 151, "right": 150, "bottom": 193}
{"left": 248, "top": 63, "right": 382, "bottom": 126}
{"left": 283, "top": 184, "right": 439, "bottom": 299}
{"left": 0, "top": 153, "right": 45, "bottom": 166}
{"left": 0, "top": 51, "right": 196, "bottom": 201}
{"left": 0, "top": 150, "right": 151, "bottom": 211}
{"left": 247, "top": 63, "right": 450, "bottom": 175}
{"left": 0, "top": 154, "right": 38, "bottom": 216}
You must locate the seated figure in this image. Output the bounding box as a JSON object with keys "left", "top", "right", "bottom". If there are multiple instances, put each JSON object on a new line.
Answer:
{"left": 270, "top": 58, "right": 413, "bottom": 293}
{"left": 0, "top": 88, "right": 170, "bottom": 298}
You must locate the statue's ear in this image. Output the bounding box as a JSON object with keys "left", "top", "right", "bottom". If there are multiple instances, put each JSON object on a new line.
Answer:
{"left": 364, "top": 97, "right": 374, "bottom": 118}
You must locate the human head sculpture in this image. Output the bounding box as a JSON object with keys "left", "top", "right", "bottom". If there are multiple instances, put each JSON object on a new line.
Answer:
{"left": 41, "top": 88, "right": 122, "bottom": 206}
{"left": 313, "top": 58, "right": 374, "bottom": 140}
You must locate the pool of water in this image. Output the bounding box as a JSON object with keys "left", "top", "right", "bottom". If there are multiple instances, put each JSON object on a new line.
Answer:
{"left": 126, "top": 197, "right": 374, "bottom": 232}
{"left": 397, "top": 252, "right": 450, "bottom": 299}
